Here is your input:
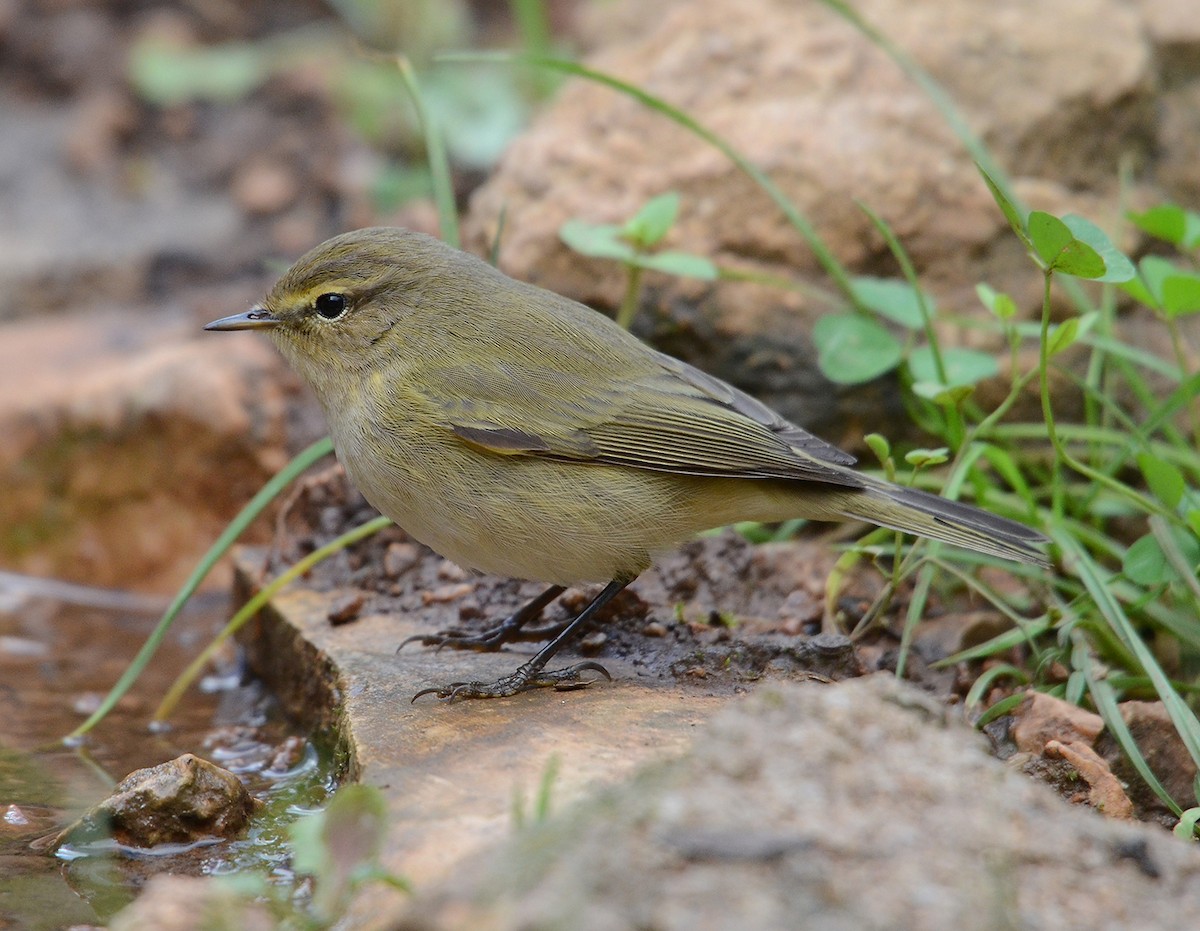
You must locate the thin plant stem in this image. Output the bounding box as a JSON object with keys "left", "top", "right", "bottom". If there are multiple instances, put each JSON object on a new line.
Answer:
{"left": 396, "top": 56, "right": 458, "bottom": 248}
{"left": 66, "top": 437, "right": 335, "bottom": 741}
{"left": 616, "top": 264, "right": 645, "bottom": 330}
{"left": 153, "top": 515, "right": 393, "bottom": 723}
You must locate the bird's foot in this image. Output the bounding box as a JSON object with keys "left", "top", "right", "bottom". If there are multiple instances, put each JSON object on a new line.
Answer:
{"left": 411, "top": 660, "right": 611, "bottom": 702}
{"left": 397, "top": 619, "right": 569, "bottom": 654}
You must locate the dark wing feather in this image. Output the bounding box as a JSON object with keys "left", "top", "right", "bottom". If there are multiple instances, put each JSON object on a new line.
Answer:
{"left": 655, "top": 354, "right": 856, "bottom": 467}
{"left": 423, "top": 348, "right": 863, "bottom": 488}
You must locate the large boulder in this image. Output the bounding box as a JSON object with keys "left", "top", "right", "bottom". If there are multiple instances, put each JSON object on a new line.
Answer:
{"left": 464, "top": 0, "right": 1180, "bottom": 437}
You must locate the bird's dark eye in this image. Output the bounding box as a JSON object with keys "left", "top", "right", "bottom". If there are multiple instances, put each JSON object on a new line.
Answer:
{"left": 314, "top": 293, "right": 348, "bottom": 320}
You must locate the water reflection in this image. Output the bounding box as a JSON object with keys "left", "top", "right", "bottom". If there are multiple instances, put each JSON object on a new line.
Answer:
{"left": 0, "top": 573, "right": 335, "bottom": 928}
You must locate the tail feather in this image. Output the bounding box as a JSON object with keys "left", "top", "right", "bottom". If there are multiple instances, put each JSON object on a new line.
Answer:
{"left": 838, "top": 479, "right": 1050, "bottom": 567}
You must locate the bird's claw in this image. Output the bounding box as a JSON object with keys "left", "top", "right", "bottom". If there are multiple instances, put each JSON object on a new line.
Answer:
{"left": 397, "top": 627, "right": 510, "bottom": 654}
{"left": 411, "top": 661, "right": 612, "bottom": 702}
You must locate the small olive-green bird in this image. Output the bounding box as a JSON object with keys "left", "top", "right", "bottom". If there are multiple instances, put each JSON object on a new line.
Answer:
{"left": 206, "top": 227, "right": 1048, "bottom": 700}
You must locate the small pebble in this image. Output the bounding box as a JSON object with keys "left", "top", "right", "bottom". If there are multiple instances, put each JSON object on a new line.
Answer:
{"left": 458, "top": 599, "right": 485, "bottom": 621}
{"left": 232, "top": 158, "right": 299, "bottom": 216}
{"left": 422, "top": 582, "right": 473, "bottom": 605}
{"left": 579, "top": 631, "right": 608, "bottom": 655}
{"left": 327, "top": 592, "right": 365, "bottom": 626}
{"left": 643, "top": 621, "right": 668, "bottom": 638}
{"left": 267, "top": 736, "right": 308, "bottom": 773}
{"left": 437, "top": 561, "right": 468, "bottom": 582}
{"left": 778, "top": 588, "right": 821, "bottom": 624}
{"left": 384, "top": 541, "right": 421, "bottom": 577}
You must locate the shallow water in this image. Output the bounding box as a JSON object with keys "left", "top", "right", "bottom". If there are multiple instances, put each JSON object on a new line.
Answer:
{"left": 0, "top": 572, "right": 336, "bottom": 929}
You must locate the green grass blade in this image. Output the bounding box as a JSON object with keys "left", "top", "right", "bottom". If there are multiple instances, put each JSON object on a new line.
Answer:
{"left": 816, "top": 0, "right": 1099, "bottom": 318}
{"left": 816, "top": 1, "right": 1001, "bottom": 199}
{"left": 396, "top": 56, "right": 459, "bottom": 248}
{"left": 65, "top": 437, "right": 335, "bottom": 741}
{"left": 153, "top": 514, "right": 393, "bottom": 722}
{"left": 937, "top": 614, "right": 1054, "bottom": 666}
{"left": 1058, "top": 531, "right": 1200, "bottom": 773}
{"left": 1075, "top": 633, "right": 1182, "bottom": 816}
{"left": 963, "top": 663, "right": 1029, "bottom": 711}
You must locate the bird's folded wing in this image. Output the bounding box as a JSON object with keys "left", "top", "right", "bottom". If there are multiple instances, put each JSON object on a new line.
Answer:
{"left": 425, "top": 353, "right": 864, "bottom": 487}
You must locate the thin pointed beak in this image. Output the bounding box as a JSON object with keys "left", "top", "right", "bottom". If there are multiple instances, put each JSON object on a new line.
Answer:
{"left": 204, "top": 308, "right": 280, "bottom": 331}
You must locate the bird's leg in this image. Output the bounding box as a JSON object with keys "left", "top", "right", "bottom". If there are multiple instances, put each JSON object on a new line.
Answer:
{"left": 398, "top": 584, "right": 567, "bottom": 653}
{"left": 412, "top": 577, "right": 632, "bottom": 701}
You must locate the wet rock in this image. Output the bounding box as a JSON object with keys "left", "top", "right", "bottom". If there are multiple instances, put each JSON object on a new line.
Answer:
{"left": 55, "top": 754, "right": 259, "bottom": 849}
{"left": 391, "top": 676, "right": 1200, "bottom": 931}
{"left": 0, "top": 309, "right": 304, "bottom": 589}
{"left": 108, "top": 875, "right": 273, "bottom": 931}
{"left": 464, "top": 0, "right": 1167, "bottom": 439}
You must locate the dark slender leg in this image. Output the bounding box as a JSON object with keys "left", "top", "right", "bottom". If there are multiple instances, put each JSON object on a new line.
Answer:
{"left": 398, "top": 584, "right": 567, "bottom": 653}
{"left": 412, "top": 577, "right": 633, "bottom": 701}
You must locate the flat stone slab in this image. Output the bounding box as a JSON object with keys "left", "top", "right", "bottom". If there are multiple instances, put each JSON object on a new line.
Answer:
{"left": 236, "top": 573, "right": 734, "bottom": 915}
{"left": 231, "top": 541, "right": 1200, "bottom": 929}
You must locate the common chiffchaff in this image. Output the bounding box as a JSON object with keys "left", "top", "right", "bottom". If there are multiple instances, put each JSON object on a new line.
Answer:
{"left": 207, "top": 227, "right": 1047, "bottom": 700}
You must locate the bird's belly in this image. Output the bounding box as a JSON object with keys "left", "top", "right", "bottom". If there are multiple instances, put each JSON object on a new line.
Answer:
{"left": 336, "top": 432, "right": 702, "bottom": 585}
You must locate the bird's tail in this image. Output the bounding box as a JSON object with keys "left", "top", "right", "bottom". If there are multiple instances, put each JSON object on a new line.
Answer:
{"left": 837, "top": 478, "right": 1050, "bottom": 567}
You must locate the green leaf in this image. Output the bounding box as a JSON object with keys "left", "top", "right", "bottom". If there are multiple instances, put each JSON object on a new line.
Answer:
{"left": 1118, "top": 274, "right": 1160, "bottom": 310}
{"left": 1138, "top": 452, "right": 1185, "bottom": 509}
{"left": 1129, "top": 204, "right": 1200, "bottom": 249}
{"left": 904, "top": 447, "right": 950, "bottom": 468}
{"left": 813, "top": 314, "right": 903, "bottom": 384}
{"left": 1028, "top": 211, "right": 1074, "bottom": 267}
{"left": 911, "top": 381, "right": 975, "bottom": 405}
{"left": 292, "top": 785, "right": 391, "bottom": 922}
{"left": 1123, "top": 256, "right": 1200, "bottom": 316}
{"left": 1174, "top": 807, "right": 1200, "bottom": 841}
{"left": 559, "top": 219, "right": 636, "bottom": 261}
{"left": 623, "top": 192, "right": 680, "bottom": 248}
{"left": 908, "top": 346, "right": 998, "bottom": 387}
{"left": 635, "top": 250, "right": 718, "bottom": 279}
{"left": 864, "top": 433, "right": 891, "bottom": 465}
{"left": 129, "top": 39, "right": 268, "bottom": 105}
{"left": 1124, "top": 530, "right": 1200, "bottom": 585}
{"left": 1062, "top": 214, "right": 1135, "bottom": 283}
{"left": 1053, "top": 240, "right": 1107, "bottom": 278}
{"left": 977, "top": 164, "right": 1032, "bottom": 250}
{"left": 1163, "top": 273, "right": 1200, "bottom": 316}
{"left": 976, "top": 283, "right": 1017, "bottom": 320}
{"left": 1124, "top": 534, "right": 1171, "bottom": 585}
{"left": 1028, "top": 212, "right": 1107, "bottom": 278}
{"left": 321, "top": 784, "right": 388, "bottom": 871}
{"left": 852, "top": 276, "right": 930, "bottom": 329}
{"left": 1137, "top": 255, "right": 1178, "bottom": 305}
{"left": 1046, "top": 310, "right": 1098, "bottom": 357}
{"left": 421, "top": 66, "right": 529, "bottom": 169}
